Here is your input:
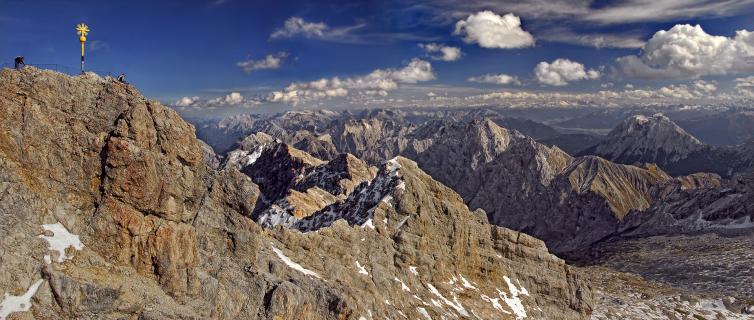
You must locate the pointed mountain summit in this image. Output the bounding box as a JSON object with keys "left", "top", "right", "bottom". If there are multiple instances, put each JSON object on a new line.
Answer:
{"left": 582, "top": 113, "right": 704, "bottom": 165}
{"left": 581, "top": 113, "right": 754, "bottom": 177}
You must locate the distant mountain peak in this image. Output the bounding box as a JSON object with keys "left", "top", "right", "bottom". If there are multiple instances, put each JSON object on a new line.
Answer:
{"left": 585, "top": 113, "right": 704, "bottom": 165}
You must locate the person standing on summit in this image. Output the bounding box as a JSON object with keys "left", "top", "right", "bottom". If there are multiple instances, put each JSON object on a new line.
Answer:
{"left": 14, "top": 56, "right": 25, "bottom": 69}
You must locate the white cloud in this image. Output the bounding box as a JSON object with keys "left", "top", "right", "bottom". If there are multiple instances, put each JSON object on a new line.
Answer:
{"left": 534, "top": 58, "right": 600, "bottom": 86}
{"left": 468, "top": 73, "right": 520, "bottom": 85}
{"left": 209, "top": 92, "right": 244, "bottom": 105}
{"left": 453, "top": 11, "right": 534, "bottom": 49}
{"left": 408, "top": 79, "right": 745, "bottom": 110}
{"left": 735, "top": 76, "right": 754, "bottom": 97}
{"left": 584, "top": 0, "right": 754, "bottom": 24}
{"left": 271, "top": 17, "right": 329, "bottom": 39}
{"left": 422, "top": 0, "right": 754, "bottom": 25}
{"left": 270, "top": 16, "right": 365, "bottom": 42}
{"left": 540, "top": 28, "right": 645, "bottom": 49}
{"left": 419, "top": 43, "right": 462, "bottom": 61}
{"left": 175, "top": 96, "right": 200, "bottom": 107}
{"left": 617, "top": 24, "right": 754, "bottom": 80}
{"left": 268, "top": 58, "right": 435, "bottom": 104}
{"left": 236, "top": 52, "right": 289, "bottom": 74}
{"left": 736, "top": 76, "right": 754, "bottom": 88}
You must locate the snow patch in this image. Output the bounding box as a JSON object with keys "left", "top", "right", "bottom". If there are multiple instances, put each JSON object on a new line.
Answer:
{"left": 0, "top": 279, "right": 44, "bottom": 320}
{"left": 460, "top": 275, "right": 477, "bottom": 290}
{"left": 500, "top": 276, "right": 529, "bottom": 319}
{"left": 38, "top": 223, "right": 84, "bottom": 263}
{"left": 361, "top": 219, "right": 375, "bottom": 229}
{"left": 394, "top": 277, "right": 411, "bottom": 292}
{"left": 427, "top": 283, "right": 469, "bottom": 317}
{"left": 417, "top": 307, "right": 432, "bottom": 320}
{"left": 409, "top": 266, "right": 419, "bottom": 276}
{"left": 481, "top": 294, "right": 511, "bottom": 314}
{"left": 355, "top": 261, "right": 369, "bottom": 275}
{"left": 270, "top": 243, "right": 320, "bottom": 279}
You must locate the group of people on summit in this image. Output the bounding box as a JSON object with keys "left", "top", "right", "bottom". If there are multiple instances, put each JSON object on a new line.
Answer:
{"left": 11, "top": 55, "right": 127, "bottom": 84}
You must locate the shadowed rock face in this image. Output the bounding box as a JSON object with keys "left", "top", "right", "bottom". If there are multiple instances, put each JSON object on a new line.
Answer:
{"left": 0, "top": 67, "right": 593, "bottom": 319}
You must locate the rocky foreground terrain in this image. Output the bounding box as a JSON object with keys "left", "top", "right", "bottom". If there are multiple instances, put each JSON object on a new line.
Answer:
{"left": 0, "top": 68, "right": 598, "bottom": 319}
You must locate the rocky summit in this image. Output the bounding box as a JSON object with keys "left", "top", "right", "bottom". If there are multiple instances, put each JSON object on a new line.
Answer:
{"left": 0, "top": 67, "right": 593, "bottom": 319}
{"left": 581, "top": 113, "right": 754, "bottom": 178}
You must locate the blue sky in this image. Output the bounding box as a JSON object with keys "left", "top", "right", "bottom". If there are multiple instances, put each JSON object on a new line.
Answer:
{"left": 2, "top": 0, "right": 754, "bottom": 116}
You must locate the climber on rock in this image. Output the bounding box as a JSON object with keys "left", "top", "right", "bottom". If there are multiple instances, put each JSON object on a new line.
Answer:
{"left": 14, "top": 56, "right": 25, "bottom": 69}
{"left": 117, "top": 73, "right": 128, "bottom": 84}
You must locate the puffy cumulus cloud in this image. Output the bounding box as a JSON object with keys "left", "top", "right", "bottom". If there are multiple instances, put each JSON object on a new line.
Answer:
{"left": 209, "top": 92, "right": 245, "bottom": 105}
{"left": 653, "top": 80, "right": 718, "bottom": 99}
{"left": 736, "top": 76, "right": 754, "bottom": 88}
{"left": 419, "top": 43, "right": 462, "bottom": 61}
{"left": 171, "top": 92, "right": 263, "bottom": 109}
{"left": 453, "top": 11, "right": 534, "bottom": 49}
{"left": 268, "top": 58, "right": 435, "bottom": 104}
{"left": 534, "top": 58, "right": 600, "bottom": 86}
{"left": 401, "top": 80, "right": 743, "bottom": 110}
{"left": 467, "top": 73, "right": 520, "bottom": 85}
{"left": 236, "top": 52, "right": 289, "bottom": 74}
{"left": 617, "top": 24, "right": 754, "bottom": 80}
{"left": 175, "top": 96, "right": 200, "bottom": 107}
{"left": 735, "top": 76, "right": 754, "bottom": 97}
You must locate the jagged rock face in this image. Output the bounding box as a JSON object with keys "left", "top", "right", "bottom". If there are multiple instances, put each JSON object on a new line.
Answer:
{"left": 292, "top": 134, "right": 339, "bottom": 161}
{"left": 563, "top": 157, "right": 671, "bottom": 219}
{"left": 237, "top": 141, "right": 377, "bottom": 227}
{"left": 0, "top": 68, "right": 593, "bottom": 319}
{"left": 581, "top": 113, "right": 754, "bottom": 177}
{"left": 242, "top": 142, "right": 325, "bottom": 201}
{"left": 292, "top": 157, "right": 594, "bottom": 319}
{"left": 617, "top": 171, "right": 754, "bottom": 237}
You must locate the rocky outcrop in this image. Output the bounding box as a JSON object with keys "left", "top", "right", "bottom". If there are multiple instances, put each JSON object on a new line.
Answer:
{"left": 294, "top": 157, "right": 594, "bottom": 319}
{"left": 0, "top": 67, "right": 593, "bottom": 319}
{"left": 237, "top": 141, "right": 377, "bottom": 227}
{"left": 617, "top": 171, "right": 754, "bottom": 237}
